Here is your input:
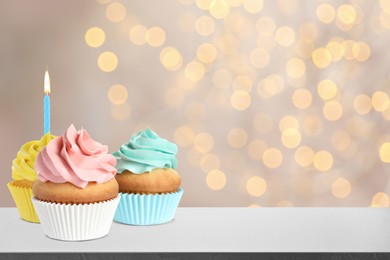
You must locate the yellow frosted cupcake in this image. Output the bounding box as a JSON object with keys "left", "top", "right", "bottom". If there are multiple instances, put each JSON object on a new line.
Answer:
{"left": 7, "top": 133, "right": 56, "bottom": 223}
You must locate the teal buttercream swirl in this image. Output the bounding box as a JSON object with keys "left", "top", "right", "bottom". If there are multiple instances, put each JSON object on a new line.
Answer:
{"left": 113, "top": 128, "right": 178, "bottom": 174}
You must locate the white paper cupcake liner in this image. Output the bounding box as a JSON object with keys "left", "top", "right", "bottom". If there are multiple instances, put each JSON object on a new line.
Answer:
{"left": 32, "top": 195, "right": 120, "bottom": 241}
{"left": 114, "top": 188, "right": 183, "bottom": 225}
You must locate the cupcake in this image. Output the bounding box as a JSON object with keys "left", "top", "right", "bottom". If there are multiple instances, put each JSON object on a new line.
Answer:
{"left": 113, "top": 128, "right": 183, "bottom": 225}
{"left": 32, "top": 124, "right": 120, "bottom": 241}
{"left": 7, "top": 133, "right": 56, "bottom": 223}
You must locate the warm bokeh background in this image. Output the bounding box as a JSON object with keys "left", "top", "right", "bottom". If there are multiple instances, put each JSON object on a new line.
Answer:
{"left": 1, "top": 0, "right": 390, "bottom": 207}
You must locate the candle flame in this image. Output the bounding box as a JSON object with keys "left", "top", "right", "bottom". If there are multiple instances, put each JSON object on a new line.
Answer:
{"left": 44, "top": 70, "right": 51, "bottom": 94}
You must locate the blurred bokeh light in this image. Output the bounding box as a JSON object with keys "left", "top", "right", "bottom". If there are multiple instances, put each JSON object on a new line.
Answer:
{"left": 1, "top": 0, "right": 390, "bottom": 207}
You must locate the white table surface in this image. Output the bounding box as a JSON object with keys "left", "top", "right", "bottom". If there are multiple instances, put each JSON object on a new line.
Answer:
{"left": 1, "top": 207, "right": 390, "bottom": 253}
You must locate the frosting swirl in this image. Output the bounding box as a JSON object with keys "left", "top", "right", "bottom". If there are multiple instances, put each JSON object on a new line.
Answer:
{"left": 113, "top": 128, "right": 178, "bottom": 174}
{"left": 12, "top": 133, "right": 56, "bottom": 182}
{"left": 35, "top": 124, "right": 117, "bottom": 188}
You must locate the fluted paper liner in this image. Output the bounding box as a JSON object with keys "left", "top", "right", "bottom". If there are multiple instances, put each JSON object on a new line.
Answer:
{"left": 32, "top": 195, "right": 120, "bottom": 241}
{"left": 114, "top": 188, "right": 183, "bottom": 225}
{"left": 7, "top": 182, "right": 39, "bottom": 223}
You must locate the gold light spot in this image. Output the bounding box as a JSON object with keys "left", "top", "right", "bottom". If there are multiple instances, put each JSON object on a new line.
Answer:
{"left": 253, "top": 113, "right": 273, "bottom": 133}
{"left": 249, "top": 48, "right": 270, "bottom": 69}
{"left": 257, "top": 74, "right": 285, "bottom": 97}
{"left": 98, "top": 51, "right": 118, "bottom": 72}
{"left": 164, "top": 87, "right": 184, "bottom": 108}
{"left": 247, "top": 140, "right": 268, "bottom": 161}
{"left": 263, "top": 148, "right": 283, "bottom": 168}
{"left": 354, "top": 95, "right": 372, "bottom": 115}
{"left": 194, "top": 132, "right": 214, "bottom": 153}
{"left": 372, "top": 91, "right": 390, "bottom": 112}
{"left": 85, "top": 27, "right": 105, "bottom": 48}
{"left": 380, "top": 142, "right": 390, "bottom": 163}
{"left": 227, "top": 128, "right": 248, "bottom": 148}
{"left": 352, "top": 42, "right": 371, "bottom": 62}
{"left": 380, "top": 11, "right": 390, "bottom": 29}
{"left": 246, "top": 176, "right": 267, "bottom": 197}
{"left": 243, "top": 0, "right": 263, "bottom": 14}
{"left": 332, "top": 178, "right": 351, "bottom": 198}
{"left": 213, "top": 69, "right": 232, "bottom": 89}
{"left": 185, "top": 61, "right": 205, "bottom": 82}
{"left": 195, "top": 16, "right": 215, "bottom": 36}
{"left": 323, "top": 101, "right": 343, "bottom": 121}
{"left": 231, "top": 90, "right": 251, "bottom": 111}
{"left": 331, "top": 131, "right": 351, "bottom": 152}
{"left": 337, "top": 5, "right": 356, "bottom": 25}
{"left": 160, "top": 47, "right": 183, "bottom": 71}
{"left": 108, "top": 84, "right": 128, "bottom": 105}
{"left": 209, "top": 0, "right": 230, "bottom": 19}
{"left": 303, "top": 116, "right": 323, "bottom": 136}
{"left": 248, "top": 204, "right": 261, "bottom": 208}
{"left": 275, "top": 26, "right": 295, "bottom": 46}
{"left": 312, "top": 48, "right": 332, "bottom": 68}
{"left": 295, "top": 146, "right": 314, "bottom": 167}
{"left": 256, "top": 16, "right": 276, "bottom": 37}
{"left": 317, "top": 79, "right": 338, "bottom": 100}
{"left": 313, "top": 150, "right": 333, "bottom": 171}
{"left": 279, "top": 115, "right": 299, "bottom": 131}
{"left": 326, "top": 40, "right": 345, "bottom": 62}
{"left": 232, "top": 76, "right": 252, "bottom": 92}
{"left": 292, "top": 88, "right": 312, "bottom": 109}
{"left": 380, "top": 0, "right": 390, "bottom": 13}
{"left": 129, "top": 25, "right": 148, "bottom": 45}
{"left": 316, "top": 3, "right": 336, "bottom": 24}
{"left": 300, "top": 23, "right": 319, "bottom": 42}
{"left": 110, "top": 103, "right": 131, "bottom": 121}
{"left": 281, "top": 128, "right": 302, "bottom": 148}
{"left": 197, "top": 43, "right": 217, "bottom": 64}
{"left": 174, "top": 126, "right": 195, "bottom": 147}
{"left": 106, "top": 2, "right": 126, "bottom": 23}
{"left": 206, "top": 170, "right": 227, "bottom": 190}
{"left": 286, "top": 58, "right": 305, "bottom": 78}
{"left": 196, "top": 0, "right": 213, "bottom": 9}
{"left": 200, "top": 153, "right": 221, "bottom": 173}
{"left": 371, "top": 192, "right": 390, "bottom": 207}
{"left": 146, "top": 27, "right": 166, "bottom": 47}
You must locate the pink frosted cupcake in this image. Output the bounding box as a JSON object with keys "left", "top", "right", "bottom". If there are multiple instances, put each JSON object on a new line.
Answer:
{"left": 32, "top": 124, "right": 119, "bottom": 241}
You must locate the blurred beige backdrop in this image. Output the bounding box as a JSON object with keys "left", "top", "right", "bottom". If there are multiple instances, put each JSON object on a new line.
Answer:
{"left": 1, "top": 0, "right": 390, "bottom": 207}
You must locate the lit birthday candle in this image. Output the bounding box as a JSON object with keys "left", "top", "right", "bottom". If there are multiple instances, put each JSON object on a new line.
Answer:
{"left": 44, "top": 70, "right": 50, "bottom": 134}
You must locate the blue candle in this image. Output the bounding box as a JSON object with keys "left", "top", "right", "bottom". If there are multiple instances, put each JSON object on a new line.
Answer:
{"left": 44, "top": 70, "right": 51, "bottom": 134}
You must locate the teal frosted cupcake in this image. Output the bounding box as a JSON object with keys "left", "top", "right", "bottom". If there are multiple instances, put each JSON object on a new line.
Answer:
{"left": 113, "top": 128, "right": 183, "bottom": 225}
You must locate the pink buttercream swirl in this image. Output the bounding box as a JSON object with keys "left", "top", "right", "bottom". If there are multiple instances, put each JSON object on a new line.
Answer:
{"left": 35, "top": 124, "right": 117, "bottom": 188}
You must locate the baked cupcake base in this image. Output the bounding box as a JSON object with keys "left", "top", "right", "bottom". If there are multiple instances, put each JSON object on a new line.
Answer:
{"left": 114, "top": 188, "right": 183, "bottom": 225}
{"left": 32, "top": 195, "right": 120, "bottom": 241}
{"left": 7, "top": 182, "right": 39, "bottom": 223}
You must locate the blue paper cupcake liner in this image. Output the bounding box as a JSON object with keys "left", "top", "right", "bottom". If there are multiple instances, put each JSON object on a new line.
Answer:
{"left": 114, "top": 188, "right": 183, "bottom": 225}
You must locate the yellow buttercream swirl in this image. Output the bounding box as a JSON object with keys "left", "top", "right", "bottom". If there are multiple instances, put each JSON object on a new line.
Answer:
{"left": 12, "top": 133, "right": 56, "bottom": 182}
